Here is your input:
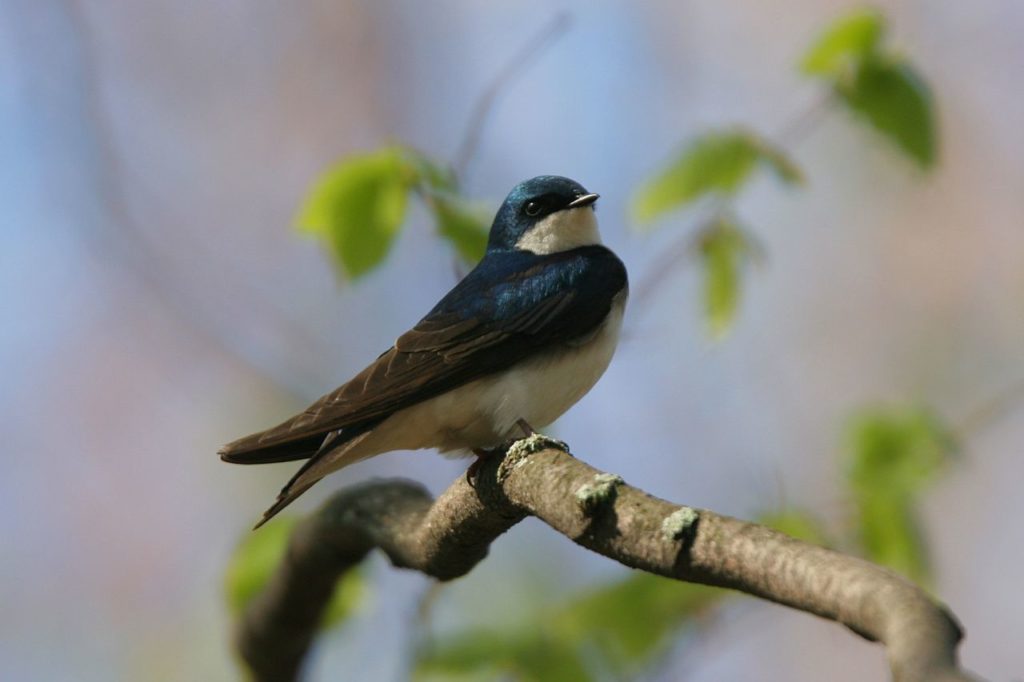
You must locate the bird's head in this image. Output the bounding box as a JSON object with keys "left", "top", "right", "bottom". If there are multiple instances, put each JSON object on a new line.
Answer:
{"left": 487, "top": 175, "right": 601, "bottom": 254}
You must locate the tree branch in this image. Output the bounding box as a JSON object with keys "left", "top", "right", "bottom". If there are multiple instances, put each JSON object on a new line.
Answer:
{"left": 235, "top": 439, "right": 977, "bottom": 682}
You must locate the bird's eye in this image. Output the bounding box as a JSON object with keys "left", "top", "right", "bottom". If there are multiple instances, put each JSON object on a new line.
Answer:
{"left": 524, "top": 201, "right": 542, "bottom": 217}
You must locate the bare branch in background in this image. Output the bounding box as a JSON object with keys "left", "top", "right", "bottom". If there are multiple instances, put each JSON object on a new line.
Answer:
{"left": 64, "top": 0, "right": 327, "bottom": 403}
{"left": 451, "top": 13, "right": 571, "bottom": 180}
{"left": 236, "top": 442, "right": 977, "bottom": 682}
{"left": 773, "top": 91, "right": 836, "bottom": 147}
{"left": 954, "top": 376, "right": 1024, "bottom": 440}
{"left": 629, "top": 202, "right": 718, "bottom": 309}
{"left": 631, "top": 92, "right": 834, "bottom": 311}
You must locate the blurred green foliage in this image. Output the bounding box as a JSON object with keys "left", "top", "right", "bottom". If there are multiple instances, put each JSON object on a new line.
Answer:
{"left": 224, "top": 517, "right": 365, "bottom": 629}
{"left": 432, "top": 195, "right": 491, "bottom": 263}
{"left": 415, "top": 572, "right": 724, "bottom": 682}
{"left": 408, "top": 152, "right": 491, "bottom": 264}
{"left": 801, "top": 8, "right": 884, "bottom": 77}
{"left": 695, "top": 218, "right": 759, "bottom": 338}
{"left": 296, "top": 146, "right": 413, "bottom": 279}
{"left": 626, "top": 7, "right": 936, "bottom": 337}
{"left": 631, "top": 129, "right": 801, "bottom": 226}
{"left": 292, "top": 10, "right": 937, "bottom": 341}
{"left": 845, "top": 406, "right": 957, "bottom": 583}
{"left": 415, "top": 507, "right": 830, "bottom": 681}
{"left": 802, "top": 8, "right": 937, "bottom": 168}
{"left": 836, "top": 58, "right": 936, "bottom": 168}
{"left": 296, "top": 146, "right": 488, "bottom": 280}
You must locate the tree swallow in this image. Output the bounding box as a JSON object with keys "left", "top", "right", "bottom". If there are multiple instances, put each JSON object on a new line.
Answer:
{"left": 220, "top": 175, "right": 628, "bottom": 527}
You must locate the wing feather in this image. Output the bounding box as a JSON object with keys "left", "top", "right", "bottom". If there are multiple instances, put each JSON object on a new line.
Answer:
{"left": 219, "top": 247, "right": 626, "bottom": 461}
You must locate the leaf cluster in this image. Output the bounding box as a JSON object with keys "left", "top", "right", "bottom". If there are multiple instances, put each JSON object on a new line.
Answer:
{"left": 845, "top": 406, "right": 957, "bottom": 583}
{"left": 802, "top": 9, "right": 936, "bottom": 168}
{"left": 296, "top": 147, "right": 488, "bottom": 280}
{"left": 415, "top": 573, "right": 723, "bottom": 682}
{"left": 630, "top": 8, "right": 936, "bottom": 336}
{"left": 224, "top": 517, "right": 365, "bottom": 629}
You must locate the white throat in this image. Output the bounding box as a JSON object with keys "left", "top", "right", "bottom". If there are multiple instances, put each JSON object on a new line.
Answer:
{"left": 514, "top": 207, "right": 601, "bottom": 254}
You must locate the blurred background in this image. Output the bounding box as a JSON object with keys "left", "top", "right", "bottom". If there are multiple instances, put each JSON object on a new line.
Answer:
{"left": 2, "top": 0, "right": 1021, "bottom": 680}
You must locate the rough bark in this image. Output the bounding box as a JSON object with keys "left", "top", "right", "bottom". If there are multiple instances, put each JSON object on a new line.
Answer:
{"left": 234, "top": 438, "right": 977, "bottom": 682}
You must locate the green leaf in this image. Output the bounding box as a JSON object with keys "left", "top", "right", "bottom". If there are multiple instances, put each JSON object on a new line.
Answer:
{"left": 415, "top": 631, "right": 528, "bottom": 678}
{"left": 415, "top": 572, "right": 724, "bottom": 681}
{"left": 224, "top": 517, "right": 364, "bottom": 629}
{"left": 759, "top": 141, "right": 804, "bottom": 185}
{"left": 848, "top": 406, "right": 955, "bottom": 498}
{"left": 321, "top": 564, "right": 364, "bottom": 628}
{"left": 513, "top": 640, "right": 593, "bottom": 682}
{"left": 632, "top": 129, "right": 801, "bottom": 225}
{"left": 403, "top": 151, "right": 490, "bottom": 265}
{"left": 432, "top": 195, "right": 489, "bottom": 265}
{"left": 845, "top": 406, "right": 957, "bottom": 582}
{"left": 553, "top": 573, "right": 723, "bottom": 675}
{"left": 416, "top": 630, "right": 592, "bottom": 682}
{"left": 801, "top": 10, "right": 938, "bottom": 169}
{"left": 801, "top": 9, "right": 885, "bottom": 76}
{"left": 837, "top": 57, "right": 937, "bottom": 168}
{"left": 295, "top": 146, "right": 414, "bottom": 279}
{"left": 697, "top": 218, "right": 753, "bottom": 338}
{"left": 857, "top": 493, "right": 931, "bottom": 582}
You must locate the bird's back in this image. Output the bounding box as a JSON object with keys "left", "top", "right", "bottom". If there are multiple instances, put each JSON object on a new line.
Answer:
{"left": 219, "top": 245, "right": 627, "bottom": 464}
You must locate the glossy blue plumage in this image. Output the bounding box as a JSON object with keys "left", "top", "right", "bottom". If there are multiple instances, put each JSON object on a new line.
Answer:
{"left": 426, "top": 245, "right": 627, "bottom": 345}
{"left": 487, "top": 175, "right": 592, "bottom": 251}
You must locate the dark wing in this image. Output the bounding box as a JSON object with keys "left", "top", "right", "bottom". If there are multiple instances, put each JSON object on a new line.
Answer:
{"left": 219, "top": 246, "right": 627, "bottom": 463}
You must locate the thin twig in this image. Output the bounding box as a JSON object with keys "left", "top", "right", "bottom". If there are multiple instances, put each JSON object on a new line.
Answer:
{"left": 631, "top": 91, "right": 836, "bottom": 311}
{"left": 451, "top": 13, "right": 571, "bottom": 180}
{"left": 773, "top": 90, "right": 836, "bottom": 147}
{"left": 629, "top": 199, "right": 725, "bottom": 312}
{"left": 630, "top": 218, "right": 705, "bottom": 307}
{"left": 954, "top": 376, "right": 1024, "bottom": 441}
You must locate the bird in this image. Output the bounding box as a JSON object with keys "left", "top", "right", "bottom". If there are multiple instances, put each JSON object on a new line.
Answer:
{"left": 220, "top": 175, "right": 628, "bottom": 528}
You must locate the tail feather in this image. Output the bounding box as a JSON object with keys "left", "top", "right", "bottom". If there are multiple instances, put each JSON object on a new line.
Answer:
{"left": 219, "top": 433, "right": 325, "bottom": 465}
{"left": 250, "top": 426, "right": 378, "bottom": 529}
{"left": 253, "top": 482, "right": 316, "bottom": 529}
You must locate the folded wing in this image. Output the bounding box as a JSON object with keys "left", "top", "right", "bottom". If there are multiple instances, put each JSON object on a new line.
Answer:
{"left": 218, "top": 246, "right": 626, "bottom": 463}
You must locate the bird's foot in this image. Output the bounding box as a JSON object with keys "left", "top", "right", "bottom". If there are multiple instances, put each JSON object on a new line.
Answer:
{"left": 493, "top": 431, "right": 572, "bottom": 484}
{"left": 516, "top": 418, "right": 536, "bottom": 437}
{"left": 512, "top": 417, "right": 569, "bottom": 448}
{"left": 465, "top": 429, "right": 569, "bottom": 486}
{"left": 466, "top": 446, "right": 502, "bottom": 487}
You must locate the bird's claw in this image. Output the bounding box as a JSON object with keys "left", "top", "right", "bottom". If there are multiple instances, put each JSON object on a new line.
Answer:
{"left": 466, "top": 433, "right": 569, "bottom": 487}
{"left": 466, "top": 446, "right": 500, "bottom": 487}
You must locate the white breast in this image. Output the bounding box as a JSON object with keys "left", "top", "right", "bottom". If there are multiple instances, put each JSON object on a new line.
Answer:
{"left": 299, "top": 291, "right": 627, "bottom": 479}
{"left": 415, "top": 289, "right": 627, "bottom": 452}
{"left": 515, "top": 207, "right": 600, "bottom": 254}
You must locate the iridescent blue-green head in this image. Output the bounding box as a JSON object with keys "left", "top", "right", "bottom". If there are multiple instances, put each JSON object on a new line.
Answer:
{"left": 487, "top": 175, "right": 600, "bottom": 254}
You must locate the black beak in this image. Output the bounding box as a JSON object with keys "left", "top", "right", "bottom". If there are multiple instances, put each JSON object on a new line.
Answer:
{"left": 567, "top": 193, "right": 599, "bottom": 208}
